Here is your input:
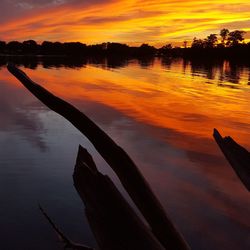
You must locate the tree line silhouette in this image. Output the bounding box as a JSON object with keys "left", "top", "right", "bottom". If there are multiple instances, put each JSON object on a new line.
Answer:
{"left": 191, "top": 29, "right": 246, "bottom": 48}
{"left": 0, "top": 40, "right": 156, "bottom": 57}
{"left": 0, "top": 52, "right": 158, "bottom": 69}
{"left": 159, "top": 29, "right": 250, "bottom": 59}
{"left": 0, "top": 29, "right": 249, "bottom": 59}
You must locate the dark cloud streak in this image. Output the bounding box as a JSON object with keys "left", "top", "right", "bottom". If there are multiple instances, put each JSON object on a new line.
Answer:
{"left": 0, "top": 0, "right": 114, "bottom": 23}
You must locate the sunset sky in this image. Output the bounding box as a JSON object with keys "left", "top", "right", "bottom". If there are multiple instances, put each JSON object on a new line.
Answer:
{"left": 0, "top": 0, "right": 250, "bottom": 47}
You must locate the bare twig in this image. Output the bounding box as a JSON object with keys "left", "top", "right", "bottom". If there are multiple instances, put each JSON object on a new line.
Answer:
{"left": 39, "top": 205, "right": 94, "bottom": 250}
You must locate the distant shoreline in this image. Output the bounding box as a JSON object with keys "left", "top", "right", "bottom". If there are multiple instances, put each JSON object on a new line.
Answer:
{"left": 1, "top": 40, "right": 250, "bottom": 61}
{"left": 1, "top": 46, "right": 250, "bottom": 62}
{"left": 1, "top": 29, "right": 249, "bottom": 60}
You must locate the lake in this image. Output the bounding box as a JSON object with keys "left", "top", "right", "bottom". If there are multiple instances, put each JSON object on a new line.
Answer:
{"left": 0, "top": 57, "right": 249, "bottom": 250}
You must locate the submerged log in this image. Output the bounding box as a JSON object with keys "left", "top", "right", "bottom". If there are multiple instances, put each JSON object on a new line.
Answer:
{"left": 8, "top": 64, "right": 190, "bottom": 250}
{"left": 74, "top": 145, "right": 165, "bottom": 250}
{"left": 213, "top": 128, "right": 250, "bottom": 191}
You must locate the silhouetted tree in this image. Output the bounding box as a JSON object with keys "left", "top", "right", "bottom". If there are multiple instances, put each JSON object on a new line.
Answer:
{"left": 220, "top": 28, "right": 229, "bottom": 46}
{"left": 137, "top": 43, "right": 156, "bottom": 56}
{"left": 164, "top": 44, "right": 172, "bottom": 50}
{"left": 7, "top": 41, "right": 22, "bottom": 54}
{"left": 22, "top": 40, "right": 38, "bottom": 54}
{"left": 106, "top": 42, "right": 130, "bottom": 55}
{"left": 204, "top": 34, "right": 217, "bottom": 48}
{"left": 191, "top": 37, "right": 204, "bottom": 49}
{"left": 63, "top": 42, "right": 87, "bottom": 55}
{"left": 183, "top": 41, "right": 187, "bottom": 48}
{"left": 159, "top": 44, "right": 172, "bottom": 56}
{"left": 227, "top": 30, "right": 246, "bottom": 47}
{"left": 53, "top": 42, "right": 64, "bottom": 54}
{"left": 88, "top": 43, "right": 106, "bottom": 55}
{"left": 0, "top": 41, "right": 6, "bottom": 53}
{"left": 40, "top": 41, "right": 63, "bottom": 54}
{"left": 41, "top": 41, "right": 54, "bottom": 54}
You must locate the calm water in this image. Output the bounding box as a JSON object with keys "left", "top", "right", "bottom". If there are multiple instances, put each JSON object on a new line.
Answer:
{"left": 0, "top": 57, "right": 249, "bottom": 250}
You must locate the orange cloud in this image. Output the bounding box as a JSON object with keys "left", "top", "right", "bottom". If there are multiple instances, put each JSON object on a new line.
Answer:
{"left": 0, "top": 0, "right": 249, "bottom": 46}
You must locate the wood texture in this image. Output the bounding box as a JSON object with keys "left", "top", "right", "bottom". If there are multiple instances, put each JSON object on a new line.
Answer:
{"left": 213, "top": 128, "right": 250, "bottom": 191}
{"left": 74, "top": 145, "right": 165, "bottom": 250}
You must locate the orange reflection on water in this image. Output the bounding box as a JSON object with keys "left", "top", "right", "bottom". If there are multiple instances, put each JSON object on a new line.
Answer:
{"left": 14, "top": 58, "right": 250, "bottom": 149}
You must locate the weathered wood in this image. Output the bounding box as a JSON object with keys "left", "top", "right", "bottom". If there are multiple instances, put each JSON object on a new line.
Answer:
{"left": 8, "top": 64, "right": 190, "bottom": 250}
{"left": 39, "top": 205, "right": 94, "bottom": 250}
{"left": 213, "top": 128, "right": 250, "bottom": 191}
{"left": 74, "top": 145, "right": 165, "bottom": 250}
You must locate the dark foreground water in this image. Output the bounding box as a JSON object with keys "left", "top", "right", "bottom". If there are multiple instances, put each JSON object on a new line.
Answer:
{"left": 0, "top": 57, "right": 249, "bottom": 250}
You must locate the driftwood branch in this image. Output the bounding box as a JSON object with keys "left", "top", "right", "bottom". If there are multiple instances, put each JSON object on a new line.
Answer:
{"left": 74, "top": 145, "right": 165, "bottom": 250}
{"left": 213, "top": 128, "right": 250, "bottom": 191}
{"left": 8, "top": 64, "right": 190, "bottom": 250}
{"left": 39, "top": 205, "right": 94, "bottom": 250}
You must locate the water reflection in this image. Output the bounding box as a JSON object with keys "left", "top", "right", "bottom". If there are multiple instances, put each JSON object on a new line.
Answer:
{"left": 1, "top": 56, "right": 250, "bottom": 88}
{"left": 0, "top": 75, "right": 47, "bottom": 150}
{"left": 0, "top": 58, "right": 250, "bottom": 250}
{"left": 188, "top": 58, "right": 250, "bottom": 86}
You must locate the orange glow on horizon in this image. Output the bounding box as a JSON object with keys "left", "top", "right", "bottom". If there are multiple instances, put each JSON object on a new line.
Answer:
{"left": 0, "top": 0, "right": 250, "bottom": 46}
{"left": 4, "top": 59, "right": 249, "bottom": 152}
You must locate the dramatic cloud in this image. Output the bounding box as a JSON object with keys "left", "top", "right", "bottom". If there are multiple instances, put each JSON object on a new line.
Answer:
{"left": 0, "top": 0, "right": 249, "bottom": 46}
